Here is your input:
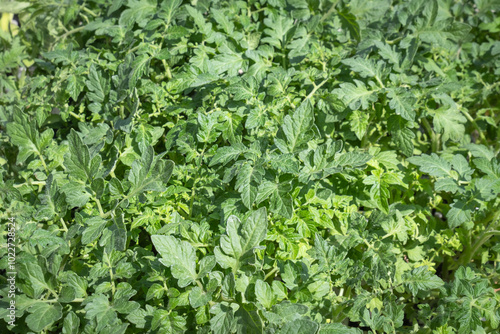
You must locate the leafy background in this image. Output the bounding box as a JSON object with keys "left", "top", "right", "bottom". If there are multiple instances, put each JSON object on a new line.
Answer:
{"left": 1, "top": 0, "right": 500, "bottom": 333}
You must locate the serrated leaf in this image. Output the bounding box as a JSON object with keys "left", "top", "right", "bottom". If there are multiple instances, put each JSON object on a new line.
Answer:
{"left": 447, "top": 200, "right": 473, "bottom": 229}
{"left": 334, "top": 80, "right": 378, "bottom": 110}
{"left": 7, "top": 112, "right": 53, "bottom": 164}
{"left": 64, "top": 129, "right": 101, "bottom": 182}
{"left": 152, "top": 235, "right": 198, "bottom": 288}
{"left": 342, "top": 57, "right": 385, "bottom": 80}
{"left": 403, "top": 266, "right": 444, "bottom": 295}
{"left": 235, "top": 162, "right": 263, "bottom": 209}
{"left": 84, "top": 294, "right": 117, "bottom": 332}
{"left": 86, "top": 64, "right": 106, "bottom": 103}
{"left": 280, "top": 318, "right": 319, "bottom": 334}
{"left": 62, "top": 311, "right": 80, "bottom": 334}
{"left": 349, "top": 109, "right": 369, "bottom": 140}
{"left": 387, "top": 88, "right": 416, "bottom": 121}
{"left": 119, "top": 0, "right": 157, "bottom": 27}
{"left": 255, "top": 280, "right": 275, "bottom": 309}
{"left": 215, "top": 208, "right": 268, "bottom": 273}
{"left": 275, "top": 100, "right": 315, "bottom": 153}
{"left": 407, "top": 153, "right": 451, "bottom": 178}
{"left": 26, "top": 302, "right": 63, "bottom": 332}
{"left": 82, "top": 216, "right": 107, "bottom": 244}
{"left": 388, "top": 115, "right": 414, "bottom": 156}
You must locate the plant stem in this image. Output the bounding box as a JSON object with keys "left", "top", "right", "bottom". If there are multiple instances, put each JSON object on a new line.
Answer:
{"left": 60, "top": 218, "right": 68, "bottom": 232}
{"left": 460, "top": 108, "right": 488, "bottom": 145}
{"left": 375, "top": 75, "right": 385, "bottom": 89}
{"left": 13, "top": 180, "right": 46, "bottom": 188}
{"left": 196, "top": 279, "right": 204, "bottom": 291}
{"left": 95, "top": 198, "right": 105, "bottom": 217}
{"left": 39, "top": 154, "right": 49, "bottom": 173}
{"left": 421, "top": 117, "right": 438, "bottom": 152}
{"left": 305, "top": 78, "right": 329, "bottom": 100}
{"left": 264, "top": 267, "right": 279, "bottom": 281}
{"left": 459, "top": 210, "right": 500, "bottom": 266}
{"left": 320, "top": 1, "right": 340, "bottom": 22}
{"left": 55, "top": 26, "right": 85, "bottom": 42}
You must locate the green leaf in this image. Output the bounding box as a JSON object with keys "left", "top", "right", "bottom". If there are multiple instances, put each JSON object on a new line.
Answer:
{"left": 235, "top": 304, "right": 263, "bottom": 334}
{"left": 67, "top": 73, "right": 85, "bottom": 100}
{"left": 212, "top": 8, "right": 235, "bottom": 35}
{"left": 407, "top": 153, "right": 451, "bottom": 178}
{"left": 319, "top": 323, "right": 363, "bottom": 333}
{"left": 0, "top": 1, "right": 31, "bottom": 13}
{"left": 432, "top": 94, "right": 466, "bottom": 142}
{"left": 388, "top": 116, "right": 414, "bottom": 156}
{"left": 127, "top": 146, "right": 174, "bottom": 199}
{"left": 255, "top": 280, "right": 275, "bottom": 309}
{"left": 151, "top": 235, "right": 198, "bottom": 288}
{"left": 64, "top": 129, "right": 101, "bottom": 182}
{"left": 0, "top": 38, "right": 27, "bottom": 69}
{"left": 86, "top": 64, "right": 106, "bottom": 103}
{"left": 82, "top": 216, "right": 107, "bottom": 244}
{"left": 61, "top": 181, "right": 92, "bottom": 208}
{"left": 255, "top": 179, "right": 293, "bottom": 219}
{"left": 403, "top": 266, "right": 444, "bottom": 295}
{"left": 62, "top": 311, "right": 80, "bottom": 334}
{"left": 210, "top": 143, "right": 247, "bottom": 167}
{"left": 387, "top": 88, "right": 416, "bottom": 121}
{"left": 334, "top": 80, "right": 378, "bottom": 110}
{"left": 84, "top": 294, "right": 117, "bottom": 332}
{"left": 26, "top": 302, "right": 63, "bottom": 332}
{"left": 7, "top": 111, "right": 53, "bottom": 163}
{"left": 447, "top": 200, "right": 473, "bottom": 229}
{"left": 159, "top": 0, "right": 182, "bottom": 25}
{"left": 338, "top": 10, "right": 360, "bottom": 43}
{"left": 280, "top": 318, "right": 319, "bottom": 334}
{"left": 235, "top": 162, "right": 264, "bottom": 209}
{"left": 18, "top": 261, "right": 52, "bottom": 298}
{"left": 189, "top": 286, "right": 212, "bottom": 308}
{"left": 342, "top": 57, "right": 385, "bottom": 81}
{"left": 275, "top": 100, "right": 315, "bottom": 153}
{"left": 214, "top": 208, "right": 268, "bottom": 273}
{"left": 262, "top": 15, "right": 294, "bottom": 48}
{"left": 374, "top": 41, "right": 401, "bottom": 70}
{"left": 210, "top": 303, "right": 236, "bottom": 334}
{"left": 349, "top": 109, "right": 370, "bottom": 140}
{"left": 119, "top": 0, "right": 157, "bottom": 27}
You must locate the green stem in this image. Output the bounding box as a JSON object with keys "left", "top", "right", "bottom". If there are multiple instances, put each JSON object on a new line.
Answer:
{"left": 421, "top": 117, "right": 438, "bottom": 152}
{"left": 39, "top": 154, "right": 49, "bottom": 173}
{"left": 250, "top": 7, "right": 268, "bottom": 15}
{"left": 191, "top": 243, "right": 209, "bottom": 248}
{"left": 188, "top": 178, "right": 198, "bottom": 217}
{"left": 305, "top": 78, "right": 329, "bottom": 100}
{"left": 13, "top": 180, "right": 46, "bottom": 188}
{"left": 43, "top": 297, "right": 85, "bottom": 303}
{"left": 162, "top": 60, "right": 172, "bottom": 80}
{"left": 55, "top": 26, "right": 85, "bottom": 42}
{"left": 461, "top": 109, "right": 488, "bottom": 145}
{"left": 459, "top": 210, "right": 500, "bottom": 266}
{"left": 95, "top": 198, "right": 105, "bottom": 217}
{"left": 320, "top": 1, "right": 340, "bottom": 22}
{"left": 108, "top": 260, "right": 116, "bottom": 297}
{"left": 60, "top": 218, "right": 68, "bottom": 232}
{"left": 81, "top": 6, "right": 98, "bottom": 17}
{"left": 375, "top": 75, "right": 385, "bottom": 89}
{"left": 264, "top": 267, "right": 279, "bottom": 281}
{"left": 69, "top": 111, "right": 84, "bottom": 122}
{"left": 461, "top": 230, "right": 500, "bottom": 266}
{"left": 189, "top": 144, "right": 207, "bottom": 218}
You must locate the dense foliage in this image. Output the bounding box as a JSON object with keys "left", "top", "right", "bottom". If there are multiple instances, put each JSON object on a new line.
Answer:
{"left": 1, "top": 0, "right": 500, "bottom": 333}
